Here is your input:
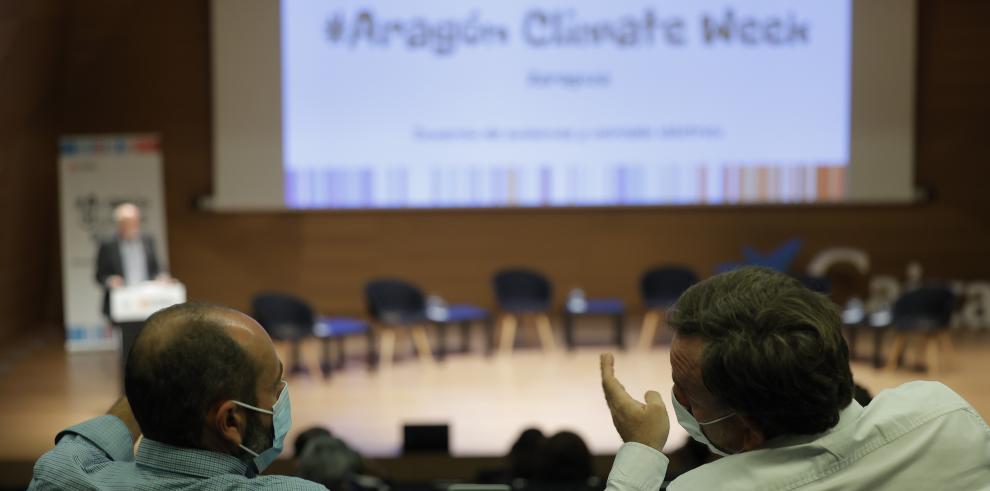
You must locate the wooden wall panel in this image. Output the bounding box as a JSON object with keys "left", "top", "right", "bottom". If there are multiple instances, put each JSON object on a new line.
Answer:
{"left": 45, "top": 0, "right": 990, "bottom": 320}
{"left": 0, "top": 1, "right": 63, "bottom": 343}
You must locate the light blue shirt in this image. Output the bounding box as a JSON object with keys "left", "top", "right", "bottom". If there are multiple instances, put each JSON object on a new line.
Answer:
{"left": 606, "top": 381, "right": 990, "bottom": 491}
{"left": 29, "top": 415, "right": 326, "bottom": 490}
{"left": 119, "top": 237, "right": 148, "bottom": 285}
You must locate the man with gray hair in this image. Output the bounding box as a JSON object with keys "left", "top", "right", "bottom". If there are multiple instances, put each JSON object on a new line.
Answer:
{"left": 600, "top": 266, "right": 990, "bottom": 490}
{"left": 95, "top": 202, "right": 170, "bottom": 375}
{"left": 95, "top": 202, "right": 168, "bottom": 316}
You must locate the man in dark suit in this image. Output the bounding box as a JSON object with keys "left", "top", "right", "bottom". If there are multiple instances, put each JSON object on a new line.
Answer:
{"left": 95, "top": 203, "right": 169, "bottom": 384}
{"left": 95, "top": 203, "right": 165, "bottom": 317}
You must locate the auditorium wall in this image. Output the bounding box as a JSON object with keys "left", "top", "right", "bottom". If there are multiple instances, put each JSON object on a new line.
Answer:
{"left": 0, "top": 1, "right": 63, "bottom": 344}
{"left": 5, "top": 1, "right": 989, "bottom": 335}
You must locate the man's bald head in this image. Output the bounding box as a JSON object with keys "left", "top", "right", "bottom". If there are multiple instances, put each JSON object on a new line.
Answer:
{"left": 132, "top": 303, "right": 268, "bottom": 359}
{"left": 124, "top": 303, "right": 269, "bottom": 448}
{"left": 113, "top": 203, "right": 142, "bottom": 240}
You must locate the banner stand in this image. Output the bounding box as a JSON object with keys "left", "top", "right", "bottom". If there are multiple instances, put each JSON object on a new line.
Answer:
{"left": 58, "top": 134, "right": 170, "bottom": 352}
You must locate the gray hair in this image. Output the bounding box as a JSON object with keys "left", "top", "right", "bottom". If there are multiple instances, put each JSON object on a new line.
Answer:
{"left": 668, "top": 266, "right": 853, "bottom": 438}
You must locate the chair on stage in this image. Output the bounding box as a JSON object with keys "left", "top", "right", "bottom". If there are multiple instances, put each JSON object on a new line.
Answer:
{"left": 637, "top": 266, "right": 699, "bottom": 350}
{"left": 795, "top": 274, "right": 832, "bottom": 294}
{"left": 431, "top": 303, "right": 495, "bottom": 358}
{"left": 364, "top": 278, "right": 436, "bottom": 368}
{"left": 492, "top": 268, "right": 557, "bottom": 354}
{"left": 251, "top": 292, "right": 315, "bottom": 376}
{"left": 884, "top": 286, "right": 956, "bottom": 374}
{"left": 312, "top": 316, "right": 372, "bottom": 377}
{"left": 562, "top": 293, "right": 626, "bottom": 351}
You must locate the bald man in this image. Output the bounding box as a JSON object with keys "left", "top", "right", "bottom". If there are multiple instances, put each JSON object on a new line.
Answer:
{"left": 95, "top": 203, "right": 167, "bottom": 317}
{"left": 29, "top": 303, "right": 325, "bottom": 490}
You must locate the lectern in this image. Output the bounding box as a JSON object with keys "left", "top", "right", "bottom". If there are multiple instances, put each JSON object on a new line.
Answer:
{"left": 110, "top": 282, "right": 186, "bottom": 384}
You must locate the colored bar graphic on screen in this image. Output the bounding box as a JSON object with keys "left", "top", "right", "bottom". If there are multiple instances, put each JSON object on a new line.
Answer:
{"left": 284, "top": 163, "right": 845, "bottom": 208}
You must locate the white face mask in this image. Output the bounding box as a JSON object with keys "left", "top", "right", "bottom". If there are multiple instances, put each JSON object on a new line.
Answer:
{"left": 671, "top": 389, "right": 737, "bottom": 457}
{"left": 233, "top": 381, "right": 292, "bottom": 473}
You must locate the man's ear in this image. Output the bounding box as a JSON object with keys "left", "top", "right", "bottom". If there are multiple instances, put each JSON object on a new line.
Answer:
{"left": 211, "top": 401, "right": 247, "bottom": 449}
{"left": 737, "top": 414, "right": 767, "bottom": 451}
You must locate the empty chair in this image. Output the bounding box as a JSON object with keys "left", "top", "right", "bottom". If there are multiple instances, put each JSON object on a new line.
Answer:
{"left": 884, "top": 286, "right": 956, "bottom": 374}
{"left": 434, "top": 303, "right": 494, "bottom": 358}
{"left": 562, "top": 295, "right": 626, "bottom": 351}
{"left": 364, "top": 278, "right": 436, "bottom": 368}
{"left": 251, "top": 292, "right": 315, "bottom": 375}
{"left": 492, "top": 268, "right": 557, "bottom": 354}
{"left": 795, "top": 274, "right": 832, "bottom": 294}
{"left": 638, "top": 266, "right": 699, "bottom": 350}
{"left": 312, "top": 316, "right": 372, "bottom": 377}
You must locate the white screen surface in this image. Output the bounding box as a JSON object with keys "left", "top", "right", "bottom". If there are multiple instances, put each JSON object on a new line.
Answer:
{"left": 211, "top": 0, "right": 916, "bottom": 210}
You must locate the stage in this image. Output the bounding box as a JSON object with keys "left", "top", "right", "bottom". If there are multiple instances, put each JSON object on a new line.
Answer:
{"left": 3, "top": 322, "right": 990, "bottom": 483}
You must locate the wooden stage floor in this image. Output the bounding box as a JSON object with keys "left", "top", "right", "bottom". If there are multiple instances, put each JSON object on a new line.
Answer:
{"left": 2, "top": 325, "right": 989, "bottom": 468}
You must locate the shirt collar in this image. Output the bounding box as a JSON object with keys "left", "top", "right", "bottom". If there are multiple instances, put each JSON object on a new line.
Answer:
{"left": 136, "top": 438, "right": 253, "bottom": 479}
{"left": 762, "top": 400, "right": 864, "bottom": 450}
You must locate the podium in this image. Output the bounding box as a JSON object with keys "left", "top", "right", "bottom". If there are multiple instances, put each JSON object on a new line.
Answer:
{"left": 110, "top": 282, "right": 186, "bottom": 384}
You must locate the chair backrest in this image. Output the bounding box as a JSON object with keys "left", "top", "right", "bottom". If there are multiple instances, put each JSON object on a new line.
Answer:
{"left": 794, "top": 274, "right": 832, "bottom": 294}
{"left": 364, "top": 278, "right": 427, "bottom": 321}
{"left": 639, "top": 266, "right": 699, "bottom": 307}
{"left": 892, "top": 286, "right": 955, "bottom": 330}
{"left": 251, "top": 292, "right": 315, "bottom": 340}
{"left": 492, "top": 268, "right": 552, "bottom": 308}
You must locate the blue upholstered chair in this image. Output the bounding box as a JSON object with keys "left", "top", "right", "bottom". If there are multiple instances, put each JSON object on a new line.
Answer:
{"left": 562, "top": 295, "right": 626, "bottom": 350}
{"left": 251, "top": 292, "right": 315, "bottom": 376}
{"left": 492, "top": 268, "right": 557, "bottom": 354}
{"left": 884, "top": 286, "right": 956, "bottom": 373}
{"left": 432, "top": 303, "right": 494, "bottom": 357}
{"left": 795, "top": 274, "right": 832, "bottom": 294}
{"left": 637, "top": 266, "right": 699, "bottom": 349}
{"left": 364, "top": 278, "right": 436, "bottom": 367}
{"left": 312, "top": 316, "right": 371, "bottom": 377}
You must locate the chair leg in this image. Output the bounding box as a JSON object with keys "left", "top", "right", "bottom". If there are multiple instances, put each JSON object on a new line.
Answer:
{"left": 925, "top": 333, "right": 940, "bottom": 375}
{"left": 436, "top": 322, "right": 447, "bottom": 361}
{"left": 379, "top": 328, "right": 397, "bottom": 370}
{"left": 844, "top": 326, "right": 859, "bottom": 361}
{"left": 563, "top": 313, "right": 575, "bottom": 351}
{"left": 614, "top": 314, "right": 626, "bottom": 350}
{"left": 885, "top": 333, "right": 908, "bottom": 371}
{"left": 290, "top": 338, "right": 308, "bottom": 375}
{"left": 336, "top": 336, "right": 346, "bottom": 369}
{"left": 320, "top": 338, "right": 333, "bottom": 378}
{"left": 460, "top": 321, "right": 471, "bottom": 353}
{"left": 411, "top": 325, "right": 436, "bottom": 364}
{"left": 367, "top": 330, "right": 378, "bottom": 370}
{"left": 484, "top": 318, "right": 495, "bottom": 356}
{"left": 873, "top": 327, "right": 887, "bottom": 368}
{"left": 535, "top": 313, "right": 557, "bottom": 353}
{"left": 498, "top": 314, "right": 518, "bottom": 356}
{"left": 638, "top": 310, "right": 661, "bottom": 351}
{"left": 938, "top": 329, "right": 955, "bottom": 364}
{"left": 913, "top": 336, "right": 927, "bottom": 370}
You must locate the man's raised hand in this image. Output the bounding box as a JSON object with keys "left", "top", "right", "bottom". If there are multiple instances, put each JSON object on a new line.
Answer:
{"left": 600, "top": 352, "right": 670, "bottom": 451}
